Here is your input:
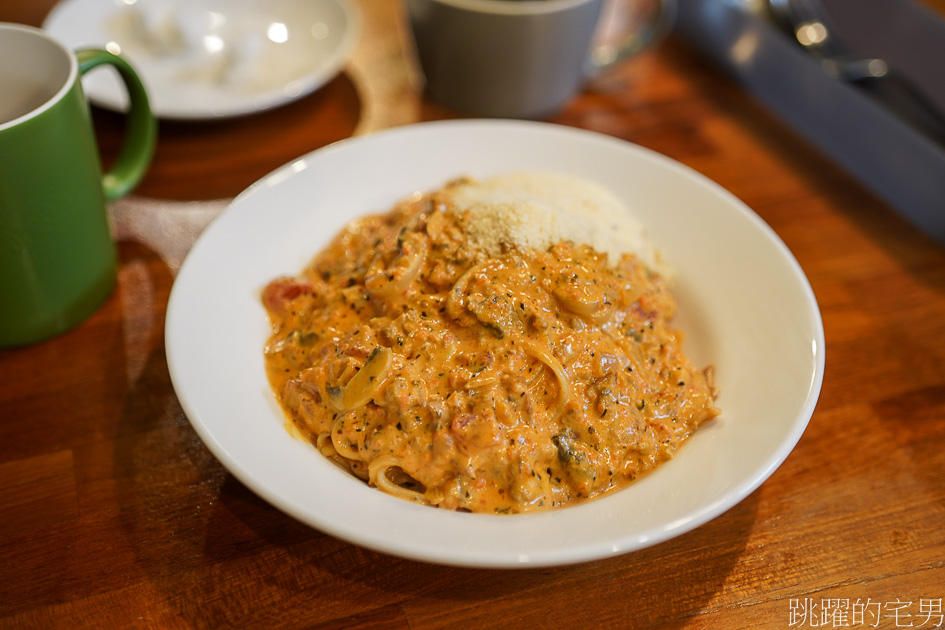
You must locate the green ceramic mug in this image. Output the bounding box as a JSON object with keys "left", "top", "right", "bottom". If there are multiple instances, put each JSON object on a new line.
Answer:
{"left": 0, "top": 23, "right": 156, "bottom": 347}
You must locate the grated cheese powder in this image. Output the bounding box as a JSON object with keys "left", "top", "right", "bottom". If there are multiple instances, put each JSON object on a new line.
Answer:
{"left": 444, "top": 171, "right": 667, "bottom": 275}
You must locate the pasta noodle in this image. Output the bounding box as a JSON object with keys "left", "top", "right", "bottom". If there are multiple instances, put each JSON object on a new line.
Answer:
{"left": 521, "top": 340, "right": 570, "bottom": 422}
{"left": 262, "top": 173, "right": 720, "bottom": 513}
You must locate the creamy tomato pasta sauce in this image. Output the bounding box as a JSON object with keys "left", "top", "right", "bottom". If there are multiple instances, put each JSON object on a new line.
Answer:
{"left": 262, "top": 173, "right": 719, "bottom": 513}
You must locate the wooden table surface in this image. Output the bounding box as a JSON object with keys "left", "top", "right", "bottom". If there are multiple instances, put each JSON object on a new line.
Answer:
{"left": 3, "top": 1, "right": 944, "bottom": 628}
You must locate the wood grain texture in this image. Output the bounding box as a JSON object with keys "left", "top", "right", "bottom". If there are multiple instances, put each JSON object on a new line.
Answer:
{"left": 2, "top": 0, "right": 944, "bottom": 628}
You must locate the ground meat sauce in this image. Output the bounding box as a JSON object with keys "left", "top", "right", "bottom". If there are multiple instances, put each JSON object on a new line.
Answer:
{"left": 262, "top": 174, "right": 720, "bottom": 513}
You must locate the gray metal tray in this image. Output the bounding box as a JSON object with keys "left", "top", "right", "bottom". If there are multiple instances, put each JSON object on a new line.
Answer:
{"left": 675, "top": 0, "right": 945, "bottom": 247}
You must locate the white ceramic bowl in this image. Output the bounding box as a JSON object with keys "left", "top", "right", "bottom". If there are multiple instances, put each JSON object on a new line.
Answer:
{"left": 166, "top": 120, "right": 825, "bottom": 567}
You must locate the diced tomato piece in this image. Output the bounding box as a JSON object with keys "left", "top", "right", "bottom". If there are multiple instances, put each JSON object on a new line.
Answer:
{"left": 262, "top": 278, "right": 312, "bottom": 313}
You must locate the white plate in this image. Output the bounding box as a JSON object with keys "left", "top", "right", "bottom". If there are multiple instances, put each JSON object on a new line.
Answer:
{"left": 166, "top": 120, "right": 825, "bottom": 567}
{"left": 44, "top": 0, "right": 360, "bottom": 120}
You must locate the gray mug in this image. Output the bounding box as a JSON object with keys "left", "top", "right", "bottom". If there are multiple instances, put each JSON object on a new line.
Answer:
{"left": 405, "top": 0, "right": 674, "bottom": 118}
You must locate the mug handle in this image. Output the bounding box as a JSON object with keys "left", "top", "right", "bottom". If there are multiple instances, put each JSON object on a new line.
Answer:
{"left": 586, "top": 0, "right": 678, "bottom": 75}
{"left": 76, "top": 49, "right": 157, "bottom": 200}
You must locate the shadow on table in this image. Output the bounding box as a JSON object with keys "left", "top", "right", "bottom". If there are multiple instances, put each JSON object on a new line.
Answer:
{"left": 206, "top": 474, "right": 760, "bottom": 628}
